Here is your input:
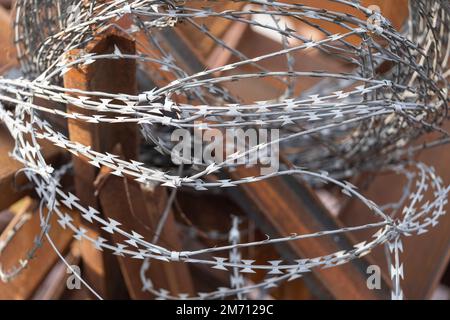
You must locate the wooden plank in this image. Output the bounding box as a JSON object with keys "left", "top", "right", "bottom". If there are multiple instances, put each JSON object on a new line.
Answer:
{"left": 339, "top": 123, "right": 450, "bottom": 299}
{"left": 0, "top": 125, "right": 62, "bottom": 211}
{"left": 63, "top": 24, "right": 138, "bottom": 299}
{"left": 206, "top": 19, "right": 248, "bottom": 71}
{"left": 154, "top": 28, "right": 389, "bottom": 299}
{"left": 176, "top": 2, "right": 247, "bottom": 59}
{"left": 177, "top": 190, "right": 313, "bottom": 299}
{"left": 31, "top": 242, "right": 81, "bottom": 300}
{"left": 0, "top": 210, "right": 13, "bottom": 233}
{"left": 0, "top": 126, "right": 28, "bottom": 210}
{"left": 0, "top": 5, "right": 16, "bottom": 73}
{"left": 0, "top": 198, "right": 75, "bottom": 299}
{"left": 63, "top": 18, "right": 193, "bottom": 299}
{"left": 276, "top": 0, "right": 409, "bottom": 45}
{"left": 0, "top": 1, "right": 12, "bottom": 9}
{"left": 176, "top": 0, "right": 408, "bottom": 102}
{"left": 96, "top": 163, "right": 195, "bottom": 299}
{"left": 227, "top": 166, "right": 390, "bottom": 299}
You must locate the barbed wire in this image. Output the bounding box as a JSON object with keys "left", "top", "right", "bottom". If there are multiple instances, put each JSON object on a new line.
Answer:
{"left": 0, "top": 0, "right": 449, "bottom": 300}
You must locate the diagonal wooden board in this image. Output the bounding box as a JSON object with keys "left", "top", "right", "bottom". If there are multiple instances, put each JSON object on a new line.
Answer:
{"left": 0, "top": 198, "right": 76, "bottom": 299}
{"left": 155, "top": 25, "right": 391, "bottom": 299}
{"left": 340, "top": 122, "right": 450, "bottom": 299}
{"left": 0, "top": 5, "right": 16, "bottom": 73}
{"left": 0, "top": 125, "right": 62, "bottom": 211}
{"left": 228, "top": 166, "right": 390, "bottom": 299}
{"left": 96, "top": 164, "right": 195, "bottom": 299}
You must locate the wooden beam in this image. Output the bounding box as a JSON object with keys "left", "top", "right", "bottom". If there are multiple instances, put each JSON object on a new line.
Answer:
{"left": 177, "top": 2, "right": 247, "bottom": 60}
{"left": 339, "top": 123, "right": 450, "bottom": 299}
{"left": 205, "top": 17, "right": 248, "bottom": 71}
{"left": 64, "top": 19, "right": 194, "bottom": 299}
{"left": 154, "top": 28, "right": 390, "bottom": 299}
{"left": 0, "top": 125, "right": 62, "bottom": 211}
{"left": 0, "top": 210, "right": 13, "bottom": 233}
{"left": 31, "top": 242, "right": 81, "bottom": 300}
{"left": 0, "top": 1, "right": 12, "bottom": 10}
{"left": 0, "top": 198, "right": 75, "bottom": 299}
{"left": 227, "top": 166, "right": 390, "bottom": 299}
{"left": 96, "top": 163, "right": 195, "bottom": 299}
{"left": 63, "top": 25, "right": 138, "bottom": 299}
{"left": 0, "top": 5, "right": 16, "bottom": 73}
